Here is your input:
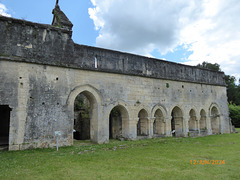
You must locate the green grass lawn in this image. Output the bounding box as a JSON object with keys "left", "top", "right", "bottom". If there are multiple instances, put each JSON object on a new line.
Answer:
{"left": 1, "top": 129, "right": 240, "bottom": 180}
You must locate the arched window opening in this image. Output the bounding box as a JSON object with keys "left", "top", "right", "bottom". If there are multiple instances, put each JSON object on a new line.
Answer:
{"left": 137, "top": 109, "right": 149, "bottom": 136}
{"left": 73, "top": 92, "right": 93, "bottom": 140}
{"left": 211, "top": 106, "right": 220, "bottom": 134}
{"left": 200, "top": 109, "right": 207, "bottom": 131}
{"left": 94, "top": 57, "right": 98, "bottom": 68}
{"left": 171, "top": 107, "right": 183, "bottom": 137}
{"left": 109, "top": 107, "right": 122, "bottom": 139}
{"left": 189, "top": 109, "right": 197, "bottom": 131}
{"left": 109, "top": 105, "right": 129, "bottom": 140}
{"left": 153, "top": 109, "right": 165, "bottom": 136}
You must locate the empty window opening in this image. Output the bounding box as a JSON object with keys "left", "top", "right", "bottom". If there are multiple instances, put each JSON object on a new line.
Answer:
{"left": 94, "top": 57, "right": 98, "bottom": 68}
{"left": 171, "top": 107, "right": 183, "bottom": 137}
{"left": 137, "top": 109, "right": 149, "bottom": 136}
{"left": 200, "top": 109, "right": 207, "bottom": 131}
{"left": 0, "top": 105, "right": 11, "bottom": 147}
{"left": 189, "top": 109, "right": 197, "bottom": 131}
{"left": 109, "top": 107, "right": 122, "bottom": 139}
{"left": 74, "top": 93, "right": 91, "bottom": 140}
{"left": 211, "top": 107, "right": 220, "bottom": 134}
{"left": 109, "top": 105, "right": 129, "bottom": 140}
{"left": 153, "top": 109, "right": 165, "bottom": 136}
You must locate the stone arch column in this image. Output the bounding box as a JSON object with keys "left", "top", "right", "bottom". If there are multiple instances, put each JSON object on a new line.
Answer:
{"left": 104, "top": 101, "right": 132, "bottom": 141}
{"left": 209, "top": 104, "right": 221, "bottom": 134}
{"left": 149, "top": 117, "right": 155, "bottom": 137}
{"left": 196, "top": 115, "right": 201, "bottom": 134}
{"left": 151, "top": 105, "right": 167, "bottom": 137}
{"left": 66, "top": 84, "right": 103, "bottom": 144}
{"left": 127, "top": 118, "right": 138, "bottom": 139}
{"left": 206, "top": 116, "right": 212, "bottom": 135}
{"left": 183, "top": 114, "right": 189, "bottom": 137}
{"left": 164, "top": 117, "right": 172, "bottom": 136}
{"left": 171, "top": 106, "right": 184, "bottom": 137}
{"left": 136, "top": 109, "right": 150, "bottom": 137}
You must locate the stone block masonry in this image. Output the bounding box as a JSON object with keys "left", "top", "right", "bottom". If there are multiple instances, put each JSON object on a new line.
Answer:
{"left": 0, "top": 8, "right": 230, "bottom": 150}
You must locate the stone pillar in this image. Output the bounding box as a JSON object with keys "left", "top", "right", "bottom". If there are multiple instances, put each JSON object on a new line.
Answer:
{"left": 127, "top": 118, "right": 138, "bottom": 139}
{"left": 206, "top": 116, "right": 212, "bottom": 135}
{"left": 196, "top": 115, "right": 201, "bottom": 134}
{"left": 148, "top": 117, "right": 155, "bottom": 138}
{"left": 164, "top": 118, "right": 171, "bottom": 137}
{"left": 122, "top": 116, "right": 129, "bottom": 138}
{"left": 183, "top": 115, "right": 189, "bottom": 137}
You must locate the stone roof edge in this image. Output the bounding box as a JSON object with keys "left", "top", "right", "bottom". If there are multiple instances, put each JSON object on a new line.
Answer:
{"left": 0, "top": 15, "right": 72, "bottom": 35}
{"left": 74, "top": 44, "right": 225, "bottom": 76}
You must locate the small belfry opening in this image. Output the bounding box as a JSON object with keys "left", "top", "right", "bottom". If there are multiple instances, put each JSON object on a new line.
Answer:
{"left": 74, "top": 91, "right": 95, "bottom": 140}
{"left": 171, "top": 107, "right": 183, "bottom": 137}
{"left": 137, "top": 109, "right": 149, "bottom": 136}
{"left": 153, "top": 109, "right": 165, "bottom": 136}
{"left": 0, "top": 105, "right": 11, "bottom": 147}
{"left": 211, "top": 106, "right": 220, "bottom": 134}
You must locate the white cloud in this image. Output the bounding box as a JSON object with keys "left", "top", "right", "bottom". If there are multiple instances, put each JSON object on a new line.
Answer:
{"left": 0, "top": 3, "right": 11, "bottom": 17}
{"left": 89, "top": 0, "right": 240, "bottom": 79}
{"left": 181, "top": 0, "right": 240, "bottom": 80}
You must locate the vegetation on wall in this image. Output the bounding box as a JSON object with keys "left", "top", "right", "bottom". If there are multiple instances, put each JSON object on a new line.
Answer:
{"left": 197, "top": 61, "right": 240, "bottom": 127}
{"left": 74, "top": 94, "right": 90, "bottom": 119}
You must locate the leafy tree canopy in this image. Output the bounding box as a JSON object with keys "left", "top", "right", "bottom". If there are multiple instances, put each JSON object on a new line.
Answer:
{"left": 197, "top": 61, "right": 221, "bottom": 72}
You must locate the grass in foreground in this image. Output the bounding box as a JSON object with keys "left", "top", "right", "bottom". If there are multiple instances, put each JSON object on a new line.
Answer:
{"left": 0, "top": 129, "right": 240, "bottom": 180}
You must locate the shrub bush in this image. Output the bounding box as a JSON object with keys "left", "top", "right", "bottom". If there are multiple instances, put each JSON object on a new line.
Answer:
{"left": 229, "top": 104, "right": 240, "bottom": 127}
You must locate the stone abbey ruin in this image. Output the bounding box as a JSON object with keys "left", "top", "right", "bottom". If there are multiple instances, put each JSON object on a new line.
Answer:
{"left": 0, "top": 4, "right": 231, "bottom": 150}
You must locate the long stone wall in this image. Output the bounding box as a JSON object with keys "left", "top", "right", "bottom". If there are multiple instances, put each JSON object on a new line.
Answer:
{"left": 0, "top": 15, "right": 230, "bottom": 151}
{"left": 0, "top": 16, "right": 225, "bottom": 86}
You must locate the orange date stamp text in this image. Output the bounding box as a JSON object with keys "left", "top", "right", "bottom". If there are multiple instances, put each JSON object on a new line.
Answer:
{"left": 190, "top": 160, "right": 225, "bottom": 165}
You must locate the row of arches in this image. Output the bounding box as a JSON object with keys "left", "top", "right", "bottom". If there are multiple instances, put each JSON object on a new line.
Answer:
{"left": 71, "top": 87, "right": 221, "bottom": 142}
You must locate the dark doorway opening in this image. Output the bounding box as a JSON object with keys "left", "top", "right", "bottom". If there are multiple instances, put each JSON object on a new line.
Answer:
{"left": 0, "top": 105, "right": 11, "bottom": 146}
{"left": 137, "top": 109, "right": 149, "bottom": 136}
{"left": 73, "top": 93, "right": 91, "bottom": 140}
{"left": 109, "top": 107, "right": 122, "bottom": 139}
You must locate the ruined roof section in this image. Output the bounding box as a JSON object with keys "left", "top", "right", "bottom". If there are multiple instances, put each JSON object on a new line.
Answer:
{"left": 52, "top": 4, "right": 73, "bottom": 31}
{"left": 0, "top": 16, "right": 226, "bottom": 86}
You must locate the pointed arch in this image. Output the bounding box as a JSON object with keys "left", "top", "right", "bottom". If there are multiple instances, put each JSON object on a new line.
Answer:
{"left": 152, "top": 104, "right": 167, "bottom": 136}
{"left": 189, "top": 109, "right": 197, "bottom": 131}
{"left": 171, "top": 106, "right": 184, "bottom": 137}
{"left": 108, "top": 103, "right": 129, "bottom": 139}
{"left": 209, "top": 103, "right": 221, "bottom": 134}
{"left": 66, "top": 84, "right": 102, "bottom": 143}
{"left": 200, "top": 109, "right": 207, "bottom": 130}
{"left": 137, "top": 109, "right": 149, "bottom": 136}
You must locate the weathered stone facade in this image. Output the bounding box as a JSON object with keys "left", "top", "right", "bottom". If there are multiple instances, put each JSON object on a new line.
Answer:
{"left": 0, "top": 5, "right": 230, "bottom": 151}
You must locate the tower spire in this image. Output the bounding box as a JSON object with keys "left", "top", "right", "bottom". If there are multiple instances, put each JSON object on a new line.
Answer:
{"left": 56, "top": 0, "right": 59, "bottom": 6}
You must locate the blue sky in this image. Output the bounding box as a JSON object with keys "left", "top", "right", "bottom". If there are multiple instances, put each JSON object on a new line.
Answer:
{"left": 1, "top": 0, "right": 240, "bottom": 80}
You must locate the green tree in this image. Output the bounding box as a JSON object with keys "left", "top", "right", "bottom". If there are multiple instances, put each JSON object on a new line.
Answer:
{"left": 225, "top": 75, "right": 240, "bottom": 105}
{"left": 229, "top": 104, "right": 240, "bottom": 127}
{"left": 197, "top": 61, "right": 221, "bottom": 71}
